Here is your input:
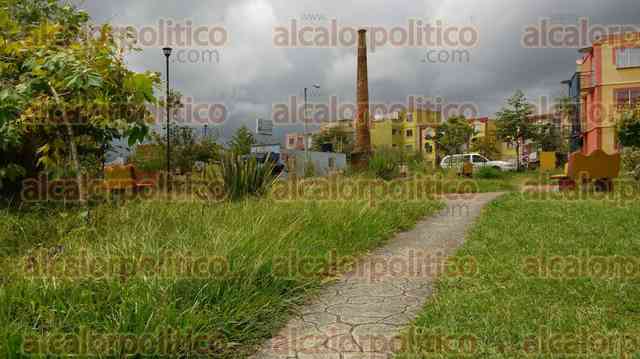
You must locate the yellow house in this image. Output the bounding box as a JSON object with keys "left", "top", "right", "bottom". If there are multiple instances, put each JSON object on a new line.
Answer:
{"left": 574, "top": 33, "right": 640, "bottom": 154}
{"left": 370, "top": 110, "right": 441, "bottom": 164}
{"left": 468, "top": 117, "right": 516, "bottom": 160}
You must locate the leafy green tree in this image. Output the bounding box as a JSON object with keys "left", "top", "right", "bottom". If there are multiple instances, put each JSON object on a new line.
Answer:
{"left": 495, "top": 90, "right": 536, "bottom": 170}
{"left": 0, "top": 0, "right": 160, "bottom": 201}
{"left": 434, "top": 116, "right": 474, "bottom": 157}
{"left": 618, "top": 109, "right": 640, "bottom": 181}
{"left": 618, "top": 109, "right": 640, "bottom": 148}
{"left": 533, "top": 123, "right": 564, "bottom": 152}
{"left": 470, "top": 136, "right": 501, "bottom": 159}
{"left": 228, "top": 126, "right": 255, "bottom": 155}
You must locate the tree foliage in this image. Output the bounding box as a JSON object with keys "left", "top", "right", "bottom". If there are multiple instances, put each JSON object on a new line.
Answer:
{"left": 434, "top": 116, "right": 474, "bottom": 156}
{"left": 470, "top": 136, "right": 501, "bottom": 159}
{"left": 228, "top": 126, "right": 256, "bottom": 155}
{"left": 618, "top": 109, "right": 640, "bottom": 148}
{"left": 0, "top": 0, "right": 160, "bottom": 198}
{"left": 495, "top": 90, "right": 535, "bottom": 169}
{"left": 533, "top": 123, "right": 564, "bottom": 152}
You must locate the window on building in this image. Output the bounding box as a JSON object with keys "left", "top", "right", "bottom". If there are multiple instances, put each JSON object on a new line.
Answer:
{"left": 405, "top": 145, "right": 413, "bottom": 151}
{"left": 392, "top": 129, "right": 398, "bottom": 135}
{"left": 288, "top": 138, "right": 295, "bottom": 145}
{"left": 406, "top": 113, "right": 414, "bottom": 122}
{"left": 406, "top": 130, "right": 413, "bottom": 137}
{"left": 615, "top": 88, "right": 640, "bottom": 110}
{"left": 616, "top": 48, "right": 640, "bottom": 68}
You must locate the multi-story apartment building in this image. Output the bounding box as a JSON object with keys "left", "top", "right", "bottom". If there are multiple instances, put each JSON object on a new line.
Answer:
{"left": 370, "top": 110, "right": 441, "bottom": 164}
{"left": 566, "top": 33, "right": 640, "bottom": 155}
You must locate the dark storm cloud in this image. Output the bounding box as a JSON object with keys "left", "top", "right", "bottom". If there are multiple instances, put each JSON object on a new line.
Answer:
{"left": 76, "top": 0, "right": 640, "bottom": 141}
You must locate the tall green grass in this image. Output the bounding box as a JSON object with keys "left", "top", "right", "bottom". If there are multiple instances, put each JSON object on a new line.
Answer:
{"left": 1, "top": 196, "right": 441, "bottom": 358}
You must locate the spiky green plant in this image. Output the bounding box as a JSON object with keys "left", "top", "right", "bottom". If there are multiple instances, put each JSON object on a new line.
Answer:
{"left": 213, "top": 151, "right": 277, "bottom": 201}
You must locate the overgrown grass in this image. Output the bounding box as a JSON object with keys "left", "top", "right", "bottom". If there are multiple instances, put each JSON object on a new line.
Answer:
{"left": 0, "top": 196, "right": 442, "bottom": 358}
{"left": 397, "top": 193, "right": 640, "bottom": 358}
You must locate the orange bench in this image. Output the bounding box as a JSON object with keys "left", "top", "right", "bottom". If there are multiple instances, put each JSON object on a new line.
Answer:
{"left": 550, "top": 149, "right": 621, "bottom": 191}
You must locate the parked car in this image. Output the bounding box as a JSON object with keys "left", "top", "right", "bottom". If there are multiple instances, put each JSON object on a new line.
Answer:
{"left": 440, "top": 153, "right": 516, "bottom": 172}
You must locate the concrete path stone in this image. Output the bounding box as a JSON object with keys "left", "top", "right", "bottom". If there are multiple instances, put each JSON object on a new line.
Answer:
{"left": 253, "top": 193, "right": 504, "bottom": 359}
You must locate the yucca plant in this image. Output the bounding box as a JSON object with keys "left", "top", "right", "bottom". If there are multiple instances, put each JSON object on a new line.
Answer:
{"left": 203, "top": 151, "right": 277, "bottom": 201}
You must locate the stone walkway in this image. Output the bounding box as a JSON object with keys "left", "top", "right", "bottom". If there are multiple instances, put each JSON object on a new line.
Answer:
{"left": 254, "top": 192, "right": 504, "bottom": 359}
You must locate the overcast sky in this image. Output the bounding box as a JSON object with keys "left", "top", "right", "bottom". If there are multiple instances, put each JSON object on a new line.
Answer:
{"left": 76, "top": 0, "right": 640, "bottom": 141}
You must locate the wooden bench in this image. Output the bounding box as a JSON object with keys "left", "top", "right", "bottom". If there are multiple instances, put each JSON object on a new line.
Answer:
{"left": 550, "top": 149, "right": 621, "bottom": 191}
{"left": 103, "top": 165, "right": 156, "bottom": 192}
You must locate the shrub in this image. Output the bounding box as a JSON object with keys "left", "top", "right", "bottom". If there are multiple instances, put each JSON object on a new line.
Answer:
{"left": 622, "top": 147, "right": 640, "bottom": 181}
{"left": 203, "top": 151, "right": 276, "bottom": 201}
{"left": 129, "top": 144, "right": 165, "bottom": 172}
{"left": 130, "top": 140, "right": 222, "bottom": 174}
{"left": 304, "top": 160, "right": 317, "bottom": 178}
{"left": 406, "top": 151, "right": 426, "bottom": 173}
{"left": 368, "top": 147, "right": 403, "bottom": 180}
{"left": 475, "top": 166, "right": 503, "bottom": 179}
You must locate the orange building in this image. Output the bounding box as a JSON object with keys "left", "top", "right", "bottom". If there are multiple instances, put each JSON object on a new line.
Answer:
{"left": 572, "top": 33, "right": 640, "bottom": 154}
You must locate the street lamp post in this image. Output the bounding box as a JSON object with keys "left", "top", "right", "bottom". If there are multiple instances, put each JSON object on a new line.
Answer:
{"left": 163, "top": 47, "right": 172, "bottom": 178}
{"left": 303, "top": 84, "right": 320, "bottom": 175}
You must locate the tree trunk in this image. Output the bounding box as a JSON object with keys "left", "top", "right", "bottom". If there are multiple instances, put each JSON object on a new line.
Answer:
{"left": 65, "top": 119, "right": 86, "bottom": 204}
{"left": 49, "top": 83, "right": 86, "bottom": 205}
{"left": 515, "top": 142, "right": 520, "bottom": 171}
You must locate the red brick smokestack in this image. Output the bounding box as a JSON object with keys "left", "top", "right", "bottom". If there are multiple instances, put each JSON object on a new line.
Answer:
{"left": 353, "top": 29, "right": 371, "bottom": 162}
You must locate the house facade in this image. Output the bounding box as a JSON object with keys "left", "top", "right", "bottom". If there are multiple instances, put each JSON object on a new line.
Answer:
{"left": 370, "top": 110, "right": 441, "bottom": 164}
{"left": 572, "top": 33, "right": 640, "bottom": 154}
{"left": 285, "top": 133, "right": 307, "bottom": 151}
{"left": 468, "top": 117, "right": 516, "bottom": 160}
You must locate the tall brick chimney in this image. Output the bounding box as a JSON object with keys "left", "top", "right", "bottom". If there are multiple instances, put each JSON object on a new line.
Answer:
{"left": 353, "top": 29, "right": 371, "bottom": 165}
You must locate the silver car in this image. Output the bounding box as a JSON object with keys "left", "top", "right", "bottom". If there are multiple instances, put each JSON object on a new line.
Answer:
{"left": 440, "top": 153, "right": 516, "bottom": 172}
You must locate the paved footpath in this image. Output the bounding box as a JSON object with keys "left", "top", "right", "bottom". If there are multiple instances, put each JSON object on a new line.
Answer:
{"left": 254, "top": 192, "right": 504, "bottom": 359}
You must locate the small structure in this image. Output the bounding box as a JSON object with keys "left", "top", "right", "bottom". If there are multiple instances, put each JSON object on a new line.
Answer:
{"left": 539, "top": 152, "right": 557, "bottom": 172}
{"left": 285, "top": 150, "right": 347, "bottom": 177}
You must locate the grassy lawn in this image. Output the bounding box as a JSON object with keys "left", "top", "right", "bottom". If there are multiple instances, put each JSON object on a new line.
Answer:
{"left": 397, "top": 193, "right": 640, "bottom": 358}
{"left": 0, "top": 196, "right": 441, "bottom": 358}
